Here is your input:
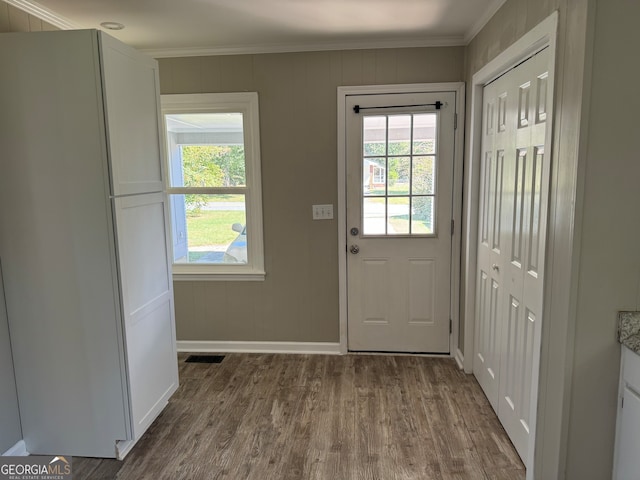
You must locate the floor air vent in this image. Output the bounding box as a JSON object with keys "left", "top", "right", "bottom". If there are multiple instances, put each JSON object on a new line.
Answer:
{"left": 185, "top": 355, "right": 225, "bottom": 364}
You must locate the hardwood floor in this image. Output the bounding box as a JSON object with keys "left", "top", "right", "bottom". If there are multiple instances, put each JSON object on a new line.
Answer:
{"left": 74, "top": 353, "right": 524, "bottom": 479}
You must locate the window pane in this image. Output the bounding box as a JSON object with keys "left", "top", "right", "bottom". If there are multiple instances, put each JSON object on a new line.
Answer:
{"left": 363, "top": 158, "right": 386, "bottom": 196}
{"left": 363, "top": 197, "right": 386, "bottom": 235}
{"left": 412, "top": 196, "right": 434, "bottom": 234}
{"left": 388, "top": 157, "right": 410, "bottom": 195}
{"left": 170, "top": 194, "right": 247, "bottom": 264}
{"left": 360, "top": 112, "right": 438, "bottom": 237}
{"left": 165, "top": 113, "right": 246, "bottom": 187}
{"left": 387, "top": 196, "right": 410, "bottom": 235}
{"left": 363, "top": 116, "right": 386, "bottom": 156}
{"left": 413, "top": 113, "right": 437, "bottom": 154}
{"left": 388, "top": 115, "right": 411, "bottom": 155}
{"left": 412, "top": 156, "right": 435, "bottom": 195}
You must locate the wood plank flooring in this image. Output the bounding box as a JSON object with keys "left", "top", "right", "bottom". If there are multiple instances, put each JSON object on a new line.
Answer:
{"left": 73, "top": 353, "right": 524, "bottom": 479}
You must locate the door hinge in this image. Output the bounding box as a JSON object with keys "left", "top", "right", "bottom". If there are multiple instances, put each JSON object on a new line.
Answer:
{"left": 454, "top": 113, "right": 458, "bottom": 130}
{"left": 451, "top": 219, "right": 455, "bottom": 236}
{"left": 449, "top": 319, "right": 453, "bottom": 334}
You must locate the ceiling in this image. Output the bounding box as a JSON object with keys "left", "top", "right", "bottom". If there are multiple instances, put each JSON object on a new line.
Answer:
{"left": 8, "top": 0, "right": 507, "bottom": 57}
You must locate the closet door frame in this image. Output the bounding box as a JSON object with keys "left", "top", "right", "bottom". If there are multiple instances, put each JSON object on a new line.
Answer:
{"left": 461, "top": 12, "right": 558, "bottom": 478}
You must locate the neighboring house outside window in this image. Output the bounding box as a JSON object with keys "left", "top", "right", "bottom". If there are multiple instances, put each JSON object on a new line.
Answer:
{"left": 161, "top": 92, "right": 265, "bottom": 281}
{"left": 363, "top": 159, "right": 386, "bottom": 193}
{"left": 372, "top": 164, "right": 386, "bottom": 186}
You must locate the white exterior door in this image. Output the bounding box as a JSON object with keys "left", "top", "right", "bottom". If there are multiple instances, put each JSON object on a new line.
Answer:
{"left": 474, "top": 48, "right": 553, "bottom": 464}
{"left": 346, "top": 92, "right": 456, "bottom": 353}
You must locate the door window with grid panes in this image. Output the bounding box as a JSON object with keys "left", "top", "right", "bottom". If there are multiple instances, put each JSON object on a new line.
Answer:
{"left": 362, "top": 113, "right": 437, "bottom": 236}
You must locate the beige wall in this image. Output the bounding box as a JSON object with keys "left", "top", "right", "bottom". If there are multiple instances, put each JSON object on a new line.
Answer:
{"left": 566, "top": 0, "right": 640, "bottom": 478}
{"left": 159, "top": 47, "right": 464, "bottom": 343}
{"left": 0, "top": 2, "right": 58, "bottom": 32}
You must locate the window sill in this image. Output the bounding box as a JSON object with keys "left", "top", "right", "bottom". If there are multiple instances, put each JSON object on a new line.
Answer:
{"left": 172, "top": 270, "right": 266, "bottom": 282}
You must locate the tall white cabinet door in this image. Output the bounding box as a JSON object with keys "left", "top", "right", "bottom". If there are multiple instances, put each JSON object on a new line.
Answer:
{"left": 99, "top": 33, "right": 164, "bottom": 196}
{"left": 113, "top": 193, "right": 178, "bottom": 440}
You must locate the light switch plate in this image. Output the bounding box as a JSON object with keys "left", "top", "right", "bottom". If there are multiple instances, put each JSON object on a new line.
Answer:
{"left": 312, "top": 204, "right": 334, "bottom": 220}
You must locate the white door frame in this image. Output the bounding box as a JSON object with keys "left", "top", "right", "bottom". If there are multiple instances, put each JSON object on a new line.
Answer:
{"left": 462, "top": 12, "right": 558, "bottom": 478}
{"left": 337, "top": 82, "right": 465, "bottom": 356}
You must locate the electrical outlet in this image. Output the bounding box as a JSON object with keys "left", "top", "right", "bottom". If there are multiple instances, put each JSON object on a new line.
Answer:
{"left": 312, "top": 204, "right": 334, "bottom": 220}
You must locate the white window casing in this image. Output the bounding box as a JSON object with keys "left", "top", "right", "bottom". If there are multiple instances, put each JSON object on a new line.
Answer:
{"left": 161, "top": 92, "right": 265, "bottom": 281}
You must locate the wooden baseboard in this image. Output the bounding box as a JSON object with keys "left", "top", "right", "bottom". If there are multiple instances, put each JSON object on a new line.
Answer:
{"left": 177, "top": 340, "right": 342, "bottom": 355}
{"left": 2, "top": 440, "right": 28, "bottom": 456}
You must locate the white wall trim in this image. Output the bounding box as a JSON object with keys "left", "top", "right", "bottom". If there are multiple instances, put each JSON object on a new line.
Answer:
{"left": 454, "top": 348, "right": 464, "bottom": 370}
{"left": 172, "top": 273, "right": 265, "bottom": 282}
{"left": 177, "top": 341, "right": 342, "bottom": 355}
{"left": 450, "top": 83, "right": 466, "bottom": 359}
{"left": 2, "top": 440, "right": 28, "bottom": 457}
{"left": 115, "top": 439, "right": 136, "bottom": 460}
{"left": 142, "top": 36, "right": 465, "bottom": 59}
{"left": 337, "top": 82, "right": 465, "bottom": 356}
{"left": 162, "top": 92, "right": 265, "bottom": 279}
{"left": 463, "top": 12, "right": 558, "bottom": 480}
{"left": 3, "top": 0, "right": 80, "bottom": 30}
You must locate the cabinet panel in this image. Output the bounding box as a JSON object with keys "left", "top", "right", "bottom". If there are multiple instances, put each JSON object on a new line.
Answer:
{"left": 113, "top": 193, "right": 178, "bottom": 439}
{"left": 100, "top": 32, "right": 164, "bottom": 196}
{"left": 115, "top": 195, "right": 170, "bottom": 312}
{"left": 126, "top": 298, "right": 177, "bottom": 438}
{"left": 622, "top": 346, "right": 640, "bottom": 390}
{"left": 616, "top": 385, "right": 640, "bottom": 480}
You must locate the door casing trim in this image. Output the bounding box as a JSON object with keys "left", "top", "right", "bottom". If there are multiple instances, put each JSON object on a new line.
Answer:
{"left": 337, "top": 82, "right": 465, "bottom": 355}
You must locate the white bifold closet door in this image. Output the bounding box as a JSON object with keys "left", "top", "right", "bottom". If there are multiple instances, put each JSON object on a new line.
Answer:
{"left": 474, "top": 48, "right": 553, "bottom": 465}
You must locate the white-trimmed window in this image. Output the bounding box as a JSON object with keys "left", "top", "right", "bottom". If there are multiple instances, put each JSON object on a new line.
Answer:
{"left": 161, "top": 92, "right": 264, "bottom": 281}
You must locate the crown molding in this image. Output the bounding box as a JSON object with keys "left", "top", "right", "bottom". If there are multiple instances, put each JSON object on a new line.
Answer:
{"left": 8, "top": 0, "right": 503, "bottom": 57}
{"left": 4, "top": 0, "right": 81, "bottom": 30}
{"left": 141, "top": 35, "right": 466, "bottom": 59}
{"left": 464, "top": 0, "right": 508, "bottom": 44}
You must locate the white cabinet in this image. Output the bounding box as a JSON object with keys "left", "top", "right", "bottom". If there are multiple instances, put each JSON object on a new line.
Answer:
{"left": 0, "top": 30, "right": 178, "bottom": 458}
{"left": 613, "top": 347, "right": 640, "bottom": 479}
